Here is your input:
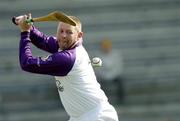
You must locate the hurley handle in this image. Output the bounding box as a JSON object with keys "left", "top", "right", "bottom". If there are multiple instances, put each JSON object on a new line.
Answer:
{"left": 12, "top": 16, "right": 33, "bottom": 25}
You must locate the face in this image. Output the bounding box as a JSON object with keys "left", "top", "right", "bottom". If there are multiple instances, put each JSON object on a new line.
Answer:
{"left": 56, "top": 22, "right": 82, "bottom": 50}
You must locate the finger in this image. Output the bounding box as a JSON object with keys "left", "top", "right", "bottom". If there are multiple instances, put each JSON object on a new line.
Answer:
{"left": 24, "top": 15, "right": 28, "bottom": 19}
{"left": 18, "top": 15, "right": 28, "bottom": 25}
{"left": 17, "top": 15, "right": 24, "bottom": 23}
{"left": 28, "top": 13, "right": 32, "bottom": 19}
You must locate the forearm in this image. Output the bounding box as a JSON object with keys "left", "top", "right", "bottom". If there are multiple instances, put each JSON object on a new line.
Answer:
{"left": 16, "top": 14, "right": 58, "bottom": 53}
{"left": 30, "top": 26, "right": 59, "bottom": 53}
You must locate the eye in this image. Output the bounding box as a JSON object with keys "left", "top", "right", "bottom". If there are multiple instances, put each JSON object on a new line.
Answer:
{"left": 60, "top": 30, "right": 64, "bottom": 33}
{"left": 67, "top": 30, "right": 73, "bottom": 34}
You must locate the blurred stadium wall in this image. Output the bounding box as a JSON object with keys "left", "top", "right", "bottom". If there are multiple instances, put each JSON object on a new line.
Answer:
{"left": 0, "top": 0, "right": 180, "bottom": 121}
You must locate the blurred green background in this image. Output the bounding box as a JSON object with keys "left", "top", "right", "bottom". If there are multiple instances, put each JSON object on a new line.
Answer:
{"left": 0, "top": 0, "right": 180, "bottom": 121}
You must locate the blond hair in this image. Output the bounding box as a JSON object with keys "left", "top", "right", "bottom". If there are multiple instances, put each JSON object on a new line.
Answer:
{"left": 68, "top": 16, "right": 82, "bottom": 32}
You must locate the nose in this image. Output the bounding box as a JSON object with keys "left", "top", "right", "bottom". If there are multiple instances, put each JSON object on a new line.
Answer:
{"left": 61, "top": 32, "right": 67, "bottom": 38}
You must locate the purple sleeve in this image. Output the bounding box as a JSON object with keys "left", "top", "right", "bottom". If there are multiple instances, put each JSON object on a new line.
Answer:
{"left": 19, "top": 32, "right": 76, "bottom": 76}
{"left": 30, "top": 26, "right": 59, "bottom": 53}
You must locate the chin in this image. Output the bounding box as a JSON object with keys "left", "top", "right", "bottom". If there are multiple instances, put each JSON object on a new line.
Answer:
{"left": 60, "top": 46, "right": 67, "bottom": 50}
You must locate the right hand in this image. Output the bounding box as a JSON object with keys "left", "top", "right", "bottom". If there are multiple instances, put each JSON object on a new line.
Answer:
{"left": 18, "top": 13, "right": 32, "bottom": 32}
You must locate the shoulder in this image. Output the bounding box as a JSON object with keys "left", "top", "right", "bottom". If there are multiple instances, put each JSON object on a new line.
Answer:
{"left": 54, "top": 47, "right": 77, "bottom": 62}
{"left": 49, "top": 48, "right": 77, "bottom": 76}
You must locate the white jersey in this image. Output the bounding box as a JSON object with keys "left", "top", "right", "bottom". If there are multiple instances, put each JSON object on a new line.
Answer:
{"left": 55, "top": 45, "right": 108, "bottom": 118}
{"left": 20, "top": 28, "right": 118, "bottom": 121}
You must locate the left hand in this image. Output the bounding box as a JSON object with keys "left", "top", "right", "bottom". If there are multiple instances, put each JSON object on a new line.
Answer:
{"left": 18, "top": 13, "right": 32, "bottom": 32}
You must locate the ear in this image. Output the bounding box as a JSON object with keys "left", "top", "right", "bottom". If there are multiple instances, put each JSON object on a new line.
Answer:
{"left": 78, "top": 32, "right": 83, "bottom": 38}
